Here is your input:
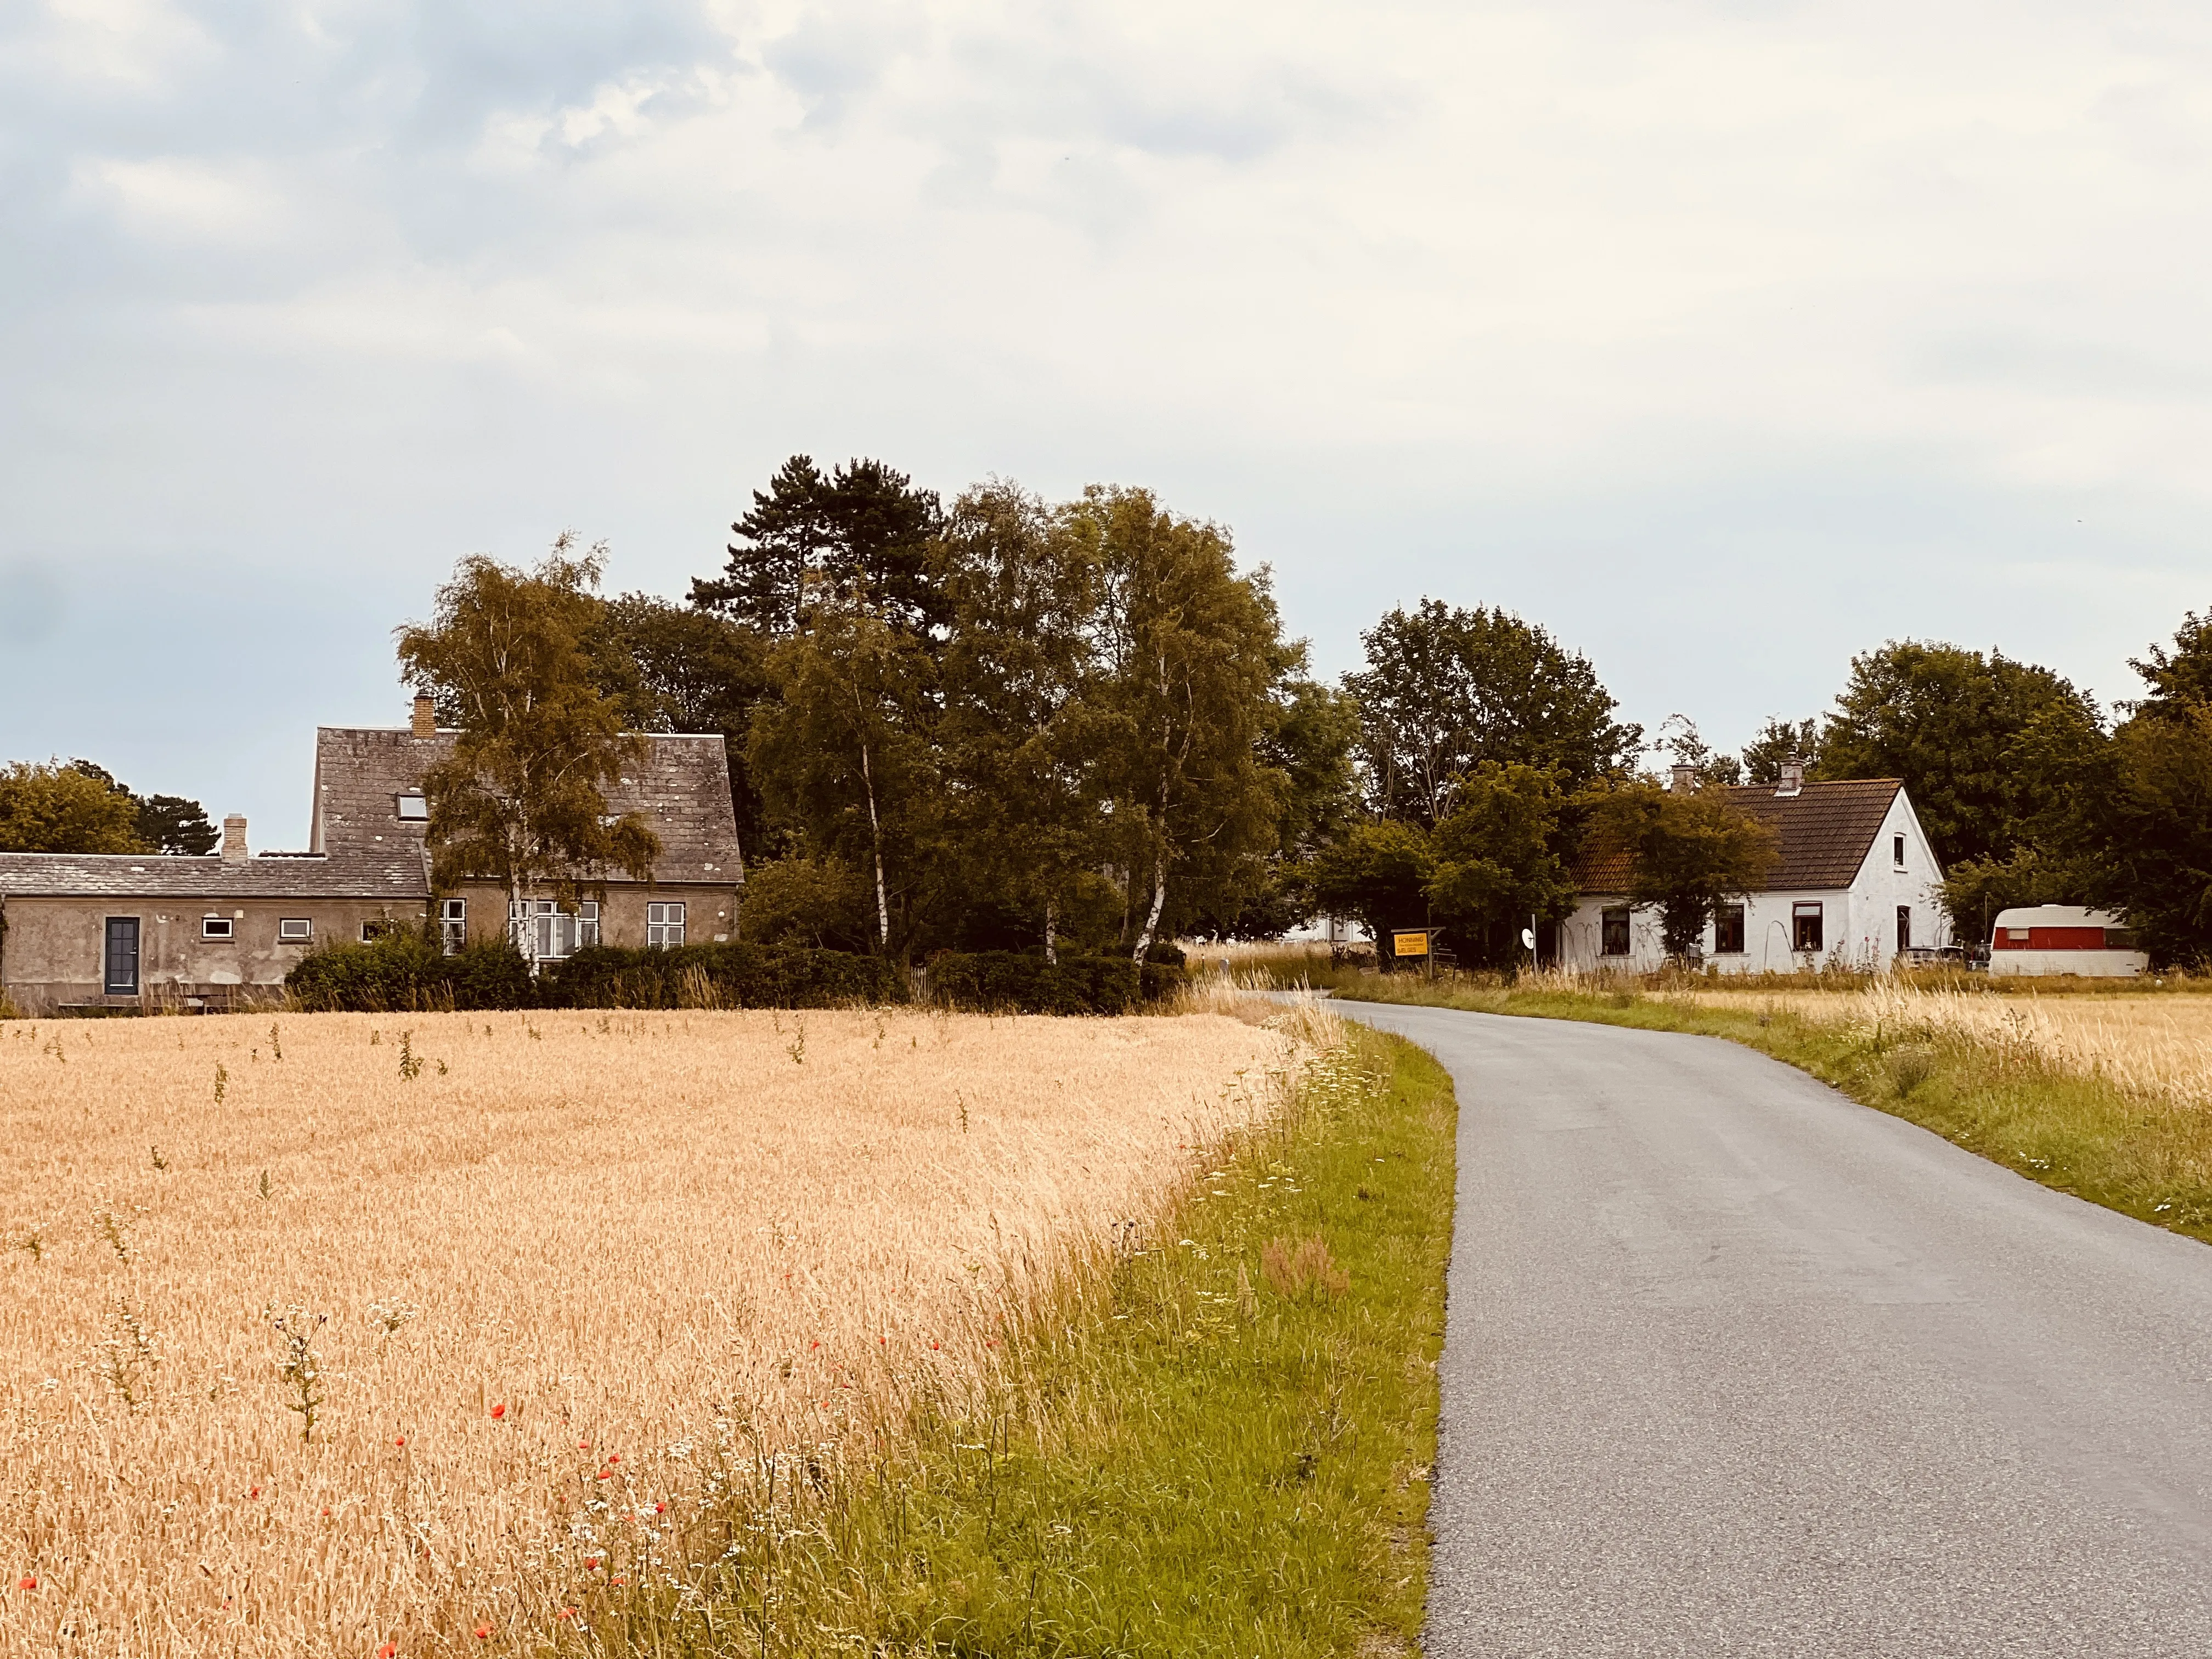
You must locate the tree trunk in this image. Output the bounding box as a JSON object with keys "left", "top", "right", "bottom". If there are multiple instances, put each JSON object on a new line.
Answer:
{"left": 860, "top": 740, "right": 890, "bottom": 948}
{"left": 1044, "top": 896, "right": 1057, "bottom": 964}
{"left": 1131, "top": 850, "right": 1167, "bottom": 964}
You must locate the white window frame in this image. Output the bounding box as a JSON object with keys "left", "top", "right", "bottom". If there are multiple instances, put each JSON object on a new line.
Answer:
{"left": 396, "top": 793, "right": 430, "bottom": 821}
{"left": 1893, "top": 833, "right": 1906, "bottom": 869}
{"left": 647, "top": 901, "right": 686, "bottom": 950}
{"left": 439, "top": 898, "right": 467, "bottom": 956}
{"left": 516, "top": 899, "right": 598, "bottom": 962}
{"left": 278, "top": 918, "right": 313, "bottom": 941}
{"left": 1793, "top": 901, "right": 1825, "bottom": 954}
{"left": 201, "top": 915, "right": 235, "bottom": 940}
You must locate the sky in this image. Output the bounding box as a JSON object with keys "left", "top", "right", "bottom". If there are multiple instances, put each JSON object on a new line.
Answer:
{"left": 4, "top": 0, "right": 2210, "bottom": 845}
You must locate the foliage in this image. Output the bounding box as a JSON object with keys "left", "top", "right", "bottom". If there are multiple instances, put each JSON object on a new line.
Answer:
{"left": 923, "top": 951, "right": 1178, "bottom": 1014}
{"left": 1425, "top": 761, "right": 1578, "bottom": 968}
{"left": 285, "top": 934, "right": 533, "bottom": 1012}
{"left": 734, "top": 853, "right": 874, "bottom": 950}
{"left": 2096, "top": 697, "right": 2212, "bottom": 966}
{"left": 134, "top": 793, "right": 218, "bottom": 855}
{"left": 0, "top": 760, "right": 148, "bottom": 854}
{"left": 1584, "top": 779, "right": 1779, "bottom": 960}
{"left": 1937, "top": 846, "right": 2093, "bottom": 949}
{"left": 537, "top": 943, "right": 907, "bottom": 1009}
{"left": 396, "top": 535, "right": 662, "bottom": 912}
{"left": 1652, "top": 714, "right": 1742, "bottom": 785}
{"left": 1344, "top": 599, "right": 1641, "bottom": 825}
{"left": 1815, "top": 640, "right": 2104, "bottom": 867}
{"left": 1307, "top": 820, "right": 1436, "bottom": 964}
{"left": 690, "top": 455, "right": 946, "bottom": 638}
{"left": 1739, "top": 716, "right": 1820, "bottom": 785}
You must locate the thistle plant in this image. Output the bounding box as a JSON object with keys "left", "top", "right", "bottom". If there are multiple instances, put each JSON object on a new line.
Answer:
{"left": 268, "top": 1307, "right": 328, "bottom": 1441}
{"left": 98, "top": 1295, "right": 157, "bottom": 1413}
{"left": 397, "top": 1031, "right": 424, "bottom": 1082}
{"left": 213, "top": 1063, "right": 228, "bottom": 1105}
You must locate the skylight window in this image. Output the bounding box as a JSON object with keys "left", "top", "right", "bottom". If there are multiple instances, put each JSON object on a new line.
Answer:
{"left": 396, "top": 793, "right": 430, "bottom": 821}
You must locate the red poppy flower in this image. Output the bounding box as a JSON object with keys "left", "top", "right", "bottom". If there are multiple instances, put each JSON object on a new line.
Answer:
{"left": 377, "top": 1643, "right": 397, "bottom": 1659}
{"left": 393, "top": 1436, "right": 407, "bottom": 1448}
{"left": 595, "top": 1470, "right": 612, "bottom": 1481}
{"left": 606, "top": 1453, "right": 619, "bottom": 1464}
{"left": 489, "top": 1403, "right": 505, "bottom": 1420}
{"left": 584, "top": 1557, "right": 599, "bottom": 1570}
{"left": 612, "top": 1577, "right": 625, "bottom": 1587}
{"left": 929, "top": 1341, "right": 940, "bottom": 1350}
{"left": 249, "top": 1486, "right": 262, "bottom": 1499}
{"left": 653, "top": 1501, "right": 666, "bottom": 1514}
{"left": 320, "top": 1508, "right": 331, "bottom": 1517}
{"left": 474, "top": 1623, "right": 492, "bottom": 1640}
{"left": 809, "top": 1340, "right": 820, "bottom": 1350}
{"left": 558, "top": 1609, "right": 575, "bottom": 1622}
{"left": 17, "top": 1576, "right": 35, "bottom": 1592}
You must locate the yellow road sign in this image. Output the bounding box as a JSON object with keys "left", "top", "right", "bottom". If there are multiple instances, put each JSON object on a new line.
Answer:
{"left": 1393, "top": 930, "right": 1431, "bottom": 958}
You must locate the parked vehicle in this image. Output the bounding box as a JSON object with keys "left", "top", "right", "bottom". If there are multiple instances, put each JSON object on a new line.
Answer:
{"left": 1986, "top": 906, "right": 2148, "bottom": 978}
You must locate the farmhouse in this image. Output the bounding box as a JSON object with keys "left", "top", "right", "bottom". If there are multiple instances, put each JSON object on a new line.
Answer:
{"left": 0, "top": 697, "right": 743, "bottom": 1014}
{"left": 1554, "top": 761, "right": 1949, "bottom": 973}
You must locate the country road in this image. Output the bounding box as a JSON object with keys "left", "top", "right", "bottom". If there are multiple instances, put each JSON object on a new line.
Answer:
{"left": 1339, "top": 1002, "right": 2212, "bottom": 1657}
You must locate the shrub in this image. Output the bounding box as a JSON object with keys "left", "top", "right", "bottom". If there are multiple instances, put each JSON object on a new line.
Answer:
{"left": 286, "top": 935, "right": 533, "bottom": 1012}
{"left": 926, "top": 952, "right": 1183, "bottom": 1015}
{"left": 535, "top": 943, "right": 906, "bottom": 1010}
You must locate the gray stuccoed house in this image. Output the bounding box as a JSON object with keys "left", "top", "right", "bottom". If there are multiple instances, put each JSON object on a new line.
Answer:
{"left": 0, "top": 697, "right": 744, "bottom": 1015}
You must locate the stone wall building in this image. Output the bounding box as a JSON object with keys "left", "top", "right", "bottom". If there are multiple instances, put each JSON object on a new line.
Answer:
{"left": 0, "top": 698, "right": 743, "bottom": 1014}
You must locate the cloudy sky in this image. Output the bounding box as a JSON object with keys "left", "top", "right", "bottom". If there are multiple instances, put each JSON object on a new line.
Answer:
{"left": 4, "top": 0, "right": 2209, "bottom": 843}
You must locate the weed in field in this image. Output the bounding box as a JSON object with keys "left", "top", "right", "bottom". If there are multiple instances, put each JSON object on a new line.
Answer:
{"left": 98, "top": 1295, "right": 157, "bottom": 1412}
{"left": 1884, "top": 1046, "right": 1939, "bottom": 1097}
{"left": 269, "top": 1307, "right": 328, "bottom": 1440}
{"left": 213, "top": 1062, "right": 227, "bottom": 1103}
{"left": 398, "top": 1029, "right": 424, "bottom": 1080}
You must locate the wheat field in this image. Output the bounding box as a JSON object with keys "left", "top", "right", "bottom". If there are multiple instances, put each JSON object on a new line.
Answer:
{"left": 1678, "top": 984, "right": 2212, "bottom": 1108}
{"left": 0, "top": 1007, "right": 1295, "bottom": 1658}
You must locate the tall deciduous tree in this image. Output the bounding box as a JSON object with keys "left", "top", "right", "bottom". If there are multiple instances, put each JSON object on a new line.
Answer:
{"left": 396, "top": 536, "right": 661, "bottom": 933}
{"left": 1585, "top": 780, "right": 1779, "bottom": 961}
{"left": 0, "top": 761, "right": 146, "bottom": 854}
{"left": 1075, "top": 486, "right": 1296, "bottom": 961}
{"left": 1425, "top": 761, "right": 1578, "bottom": 968}
{"left": 1739, "top": 716, "right": 1821, "bottom": 785}
{"left": 1815, "top": 641, "right": 2104, "bottom": 867}
{"left": 1345, "top": 600, "right": 1641, "bottom": 825}
{"left": 1308, "top": 820, "right": 1435, "bottom": 964}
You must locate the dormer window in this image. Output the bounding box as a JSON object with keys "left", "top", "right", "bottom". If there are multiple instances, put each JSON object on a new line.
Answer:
{"left": 396, "top": 793, "right": 429, "bottom": 821}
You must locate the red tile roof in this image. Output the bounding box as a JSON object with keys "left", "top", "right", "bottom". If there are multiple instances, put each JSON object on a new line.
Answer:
{"left": 1573, "top": 778, "right": 1904, "bottom": 895}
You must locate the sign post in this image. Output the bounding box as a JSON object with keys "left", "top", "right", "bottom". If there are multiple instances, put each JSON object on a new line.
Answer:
{"left": 1392, "top": 929, "right": 1435, "bottom": 980}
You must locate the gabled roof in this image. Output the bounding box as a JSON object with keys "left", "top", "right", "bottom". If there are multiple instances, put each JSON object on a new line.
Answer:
{"left": 1574, "top": 778, "right": 1906, "bottom": 895}
{"left": 312, "top": 727, "right": 742, "bottom": 885}
{"left": 0, "top": 849, "right": 429, "bottom": 900}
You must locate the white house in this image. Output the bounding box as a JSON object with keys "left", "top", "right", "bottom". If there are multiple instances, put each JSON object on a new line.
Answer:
{"left": 1553, "top": 763, "right": 1950, "bottom": 974}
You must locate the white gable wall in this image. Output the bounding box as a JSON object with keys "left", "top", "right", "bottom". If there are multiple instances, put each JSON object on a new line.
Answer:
{"left": 1556, "top": 788, "right": 1950, "bottom": 975}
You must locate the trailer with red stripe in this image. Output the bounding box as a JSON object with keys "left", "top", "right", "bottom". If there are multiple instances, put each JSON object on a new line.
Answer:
{"left": 1987, "top": 905, "right": 2147, "bottom": 978}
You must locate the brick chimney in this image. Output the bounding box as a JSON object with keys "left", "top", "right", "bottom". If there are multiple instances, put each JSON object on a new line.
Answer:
{"left": 1669, "top": 763, "right": 1697, "bottom": 793}
{"left": 221, "top": 814, "right": 249, "bottom": 863}
{"left": 1776, "top": 758, "right": 1804, "bottom": 798}
{"left": 411, "top": 694, "right": 437, "bottom": 738}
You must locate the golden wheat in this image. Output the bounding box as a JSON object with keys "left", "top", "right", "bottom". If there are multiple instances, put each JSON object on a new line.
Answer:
{"left": 0, "top": 1008, "right": 1294, "bottom": 1657}
{"left": 1677, "top": 985, "right": 2212, "bottom": 1107}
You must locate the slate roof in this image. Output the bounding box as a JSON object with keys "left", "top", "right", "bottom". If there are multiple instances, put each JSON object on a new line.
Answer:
{"left": 0, "top": 849, "right": 429, "bottom": 900}
{"left": 1573, "top": 778, "right": 1905, "bottom": 895}
{"left": 312, "top": 726, "right": 742, "bottom": 884}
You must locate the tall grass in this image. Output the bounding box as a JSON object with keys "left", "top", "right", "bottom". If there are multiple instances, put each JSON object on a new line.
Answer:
{"left": 0, "top": 1008, "right": 1294, "bottom": 1657}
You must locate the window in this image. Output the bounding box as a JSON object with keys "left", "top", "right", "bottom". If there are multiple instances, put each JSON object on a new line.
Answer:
{"left": 1713, "top": 904, "right": 1746, "bottom": 954}
{"left": 648, "top": 901, "right": 687, "bottom": 950}
{"left": 201, "top": 915, "right": 234, "bottom": 940}
{"left": 1896, "top": 906, "right": 1911, "bottom": 954}
{"left": 1793, "top": 901, "right": 1824, "bottom": 954}
{"left": 578, "top": 900, "right": 600, "bottom": 949}
{"left": 1893, "top": 834, "right": 1906, "bottom": 869}
{"left": 361, "top": 918, "right": 401, "bottom": 943}
{"left": 439, "top": 899, "right": 466, "bottom": 956}
{"left": 510, "top": 899, "right": 597, "bottom": 961}
{"left": 104, "top": 917, "right": 140, "bottom": 996}
{"left": 2104, "top": 928, "right": 2141, "bottom": 951}
{"left": 1600, "top": 906, "right": 1630, "bottom": 957}
{"left": 279, "top": 918, "right": 313, "bottom": 941}
{"left": 396, "top": 793, "right": 430, "bottom": 821}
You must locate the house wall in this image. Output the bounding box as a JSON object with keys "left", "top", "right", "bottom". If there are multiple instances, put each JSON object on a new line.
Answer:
{"left": 0, "top": 895, "right": 433, "bottom": 1014}
{"left": 1558, "top": 793, "right": 1951, "bottom": 975}
{"left": 450, "top": 882, "right": 741, "bottom": 951}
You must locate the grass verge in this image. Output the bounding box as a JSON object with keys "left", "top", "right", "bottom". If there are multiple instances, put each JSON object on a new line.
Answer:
{"left": 1328, "top": 977, "right": 2212, "bottom": 1247}
{"left": 584, "top": 1025, "right": 1457, "bottom": 1657}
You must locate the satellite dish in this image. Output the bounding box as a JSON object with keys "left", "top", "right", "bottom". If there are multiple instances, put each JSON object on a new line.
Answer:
{"left": 1520, "top": 928, "right": 1537, "bottom": 950}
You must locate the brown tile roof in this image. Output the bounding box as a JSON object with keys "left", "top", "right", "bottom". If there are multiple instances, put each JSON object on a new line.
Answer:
{"left": 0, "top": 849, "right": 429, "bottom": 900}
{"left": 311, "top": 727, "right": 742, "bottom": 885}
{"left": 1573, "top": 778, "right": 1904, "bottom": 895}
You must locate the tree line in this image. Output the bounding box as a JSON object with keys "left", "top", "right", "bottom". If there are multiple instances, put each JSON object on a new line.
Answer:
{"left": 8, "top": 454, "right": 2208, "bottom": 969}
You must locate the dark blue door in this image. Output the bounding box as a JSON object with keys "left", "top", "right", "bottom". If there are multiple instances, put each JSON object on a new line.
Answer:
{"left": 104, "top": 917, "right": 139, "bottom": 995}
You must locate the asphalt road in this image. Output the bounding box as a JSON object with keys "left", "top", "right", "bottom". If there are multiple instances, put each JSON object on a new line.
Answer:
{"left": 1339, "top": 1001, "right": 2212, "bottom": 1657}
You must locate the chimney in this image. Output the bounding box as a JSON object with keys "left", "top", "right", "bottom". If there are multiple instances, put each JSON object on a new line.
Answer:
{"left": 411, "top": 694, "right": 437, "bottom": 738}
{"left": 221, "top": 814, "right": 249, "bottom": 864}
{"left": 1669, "top": 763, "right": 1698, "bottom": 794}
{"left": 1776, "top": 758, "right": 1804, "bottom": 798}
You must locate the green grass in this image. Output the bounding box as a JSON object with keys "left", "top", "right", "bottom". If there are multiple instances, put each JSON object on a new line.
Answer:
{"left": 583, "top": 1028, "right": 1458, "bottom": 1657}
{"left": 1326, "top": 977, "right": 2212, "bottom": 1248}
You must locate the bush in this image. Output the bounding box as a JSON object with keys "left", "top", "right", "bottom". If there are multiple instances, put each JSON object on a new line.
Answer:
{"left": 535, "top": 943, "right": 907, "bottom": 1010}
{"left": 286, "top": 935, "right": 532, "bottom": 1012}
{"left": 925, "top": 952, "right": 1183, "bottom": 1015}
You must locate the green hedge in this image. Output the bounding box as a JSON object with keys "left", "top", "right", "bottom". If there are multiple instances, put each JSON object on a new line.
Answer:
{"left": 536, "top": 943, "right": 906, "bottom": 1009}
{"left": 286, "top": 934, "right": 534, "bottom": 1013}
{"left": 925, "top": 952, "right": 1183, "bottom": 1014}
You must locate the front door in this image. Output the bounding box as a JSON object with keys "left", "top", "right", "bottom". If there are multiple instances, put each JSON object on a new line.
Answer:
{"left": 104, "top": 917, "right": 140, "bottom": 996}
